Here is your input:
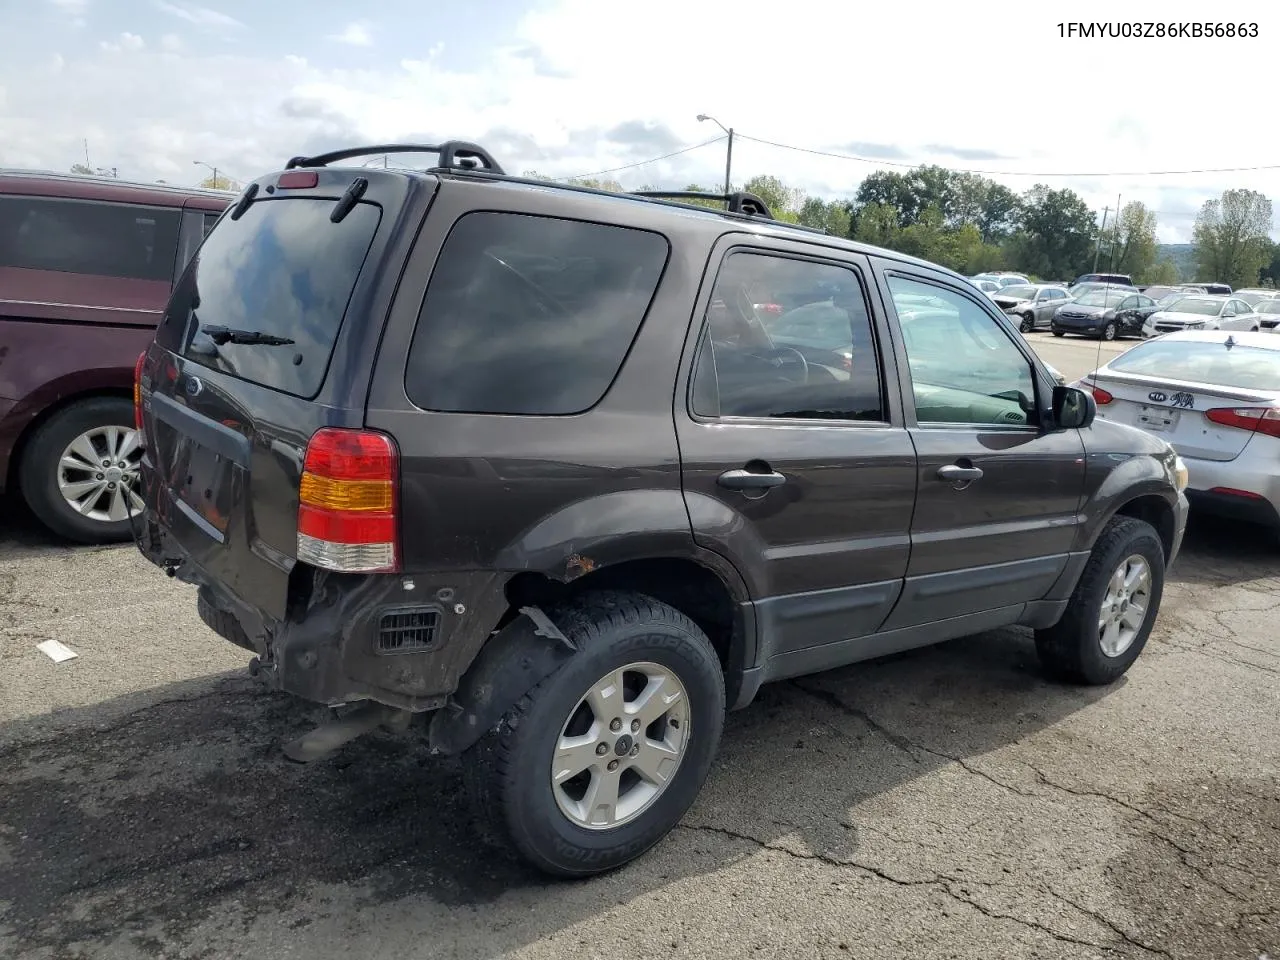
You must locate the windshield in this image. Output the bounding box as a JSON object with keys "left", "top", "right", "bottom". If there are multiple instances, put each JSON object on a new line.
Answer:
{"left": 997, "top": 285, "right": 1037, "bottom": 299}
{"left": 1156, "top": 294, "right": 1184, "bottom": 308}
{"left": 1238, "top": 291, "right": 1275, "bottom": 306}
{"left": 1164, "top": 298, "right": 1223, "bottom": 316}
{"left": 1255, "top": 299, "right": 1280, "bottom": 314}
{"left": 1109, "top": 340, "right": 1280, "bottom": 391}
{"left": 1075, "top": 290, "right": 1125, "bottom": 307}
{"left": 160, "top": 196, "right": 382, "bottom": 399}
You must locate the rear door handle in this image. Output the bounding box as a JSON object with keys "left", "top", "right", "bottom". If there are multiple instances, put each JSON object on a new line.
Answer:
{"left": 718, "top": 468, "right": 787, "bottom": 490}
{"left": 937, "top": 464, "right": 984, "bottom": 482}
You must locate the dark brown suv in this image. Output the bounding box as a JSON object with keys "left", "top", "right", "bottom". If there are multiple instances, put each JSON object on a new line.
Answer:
{"left": 0, "top": 170, "right": 232, "bottom": 542}
{"left": 134, "top": 143, "right": 1190, "bottom": 879}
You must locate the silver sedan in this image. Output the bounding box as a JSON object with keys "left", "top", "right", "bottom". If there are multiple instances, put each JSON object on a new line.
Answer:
{"left": 1074, "top": 330, "right": 1280, "bottom": 543}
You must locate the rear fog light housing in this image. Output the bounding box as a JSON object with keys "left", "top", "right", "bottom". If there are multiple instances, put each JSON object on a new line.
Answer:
{"left": 297, "top": 428, "right": 400, "bottom": 573}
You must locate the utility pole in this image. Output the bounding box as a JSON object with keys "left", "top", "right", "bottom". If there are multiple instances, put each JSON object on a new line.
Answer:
{"left": 1092, "top": 206, "right": 1110, "bottom": 273}
{"left": 723, "top": 127, "right": 734, "bottom": 196}
{"left": 1108, "top": 194, "right": 1122, "bottom": 273}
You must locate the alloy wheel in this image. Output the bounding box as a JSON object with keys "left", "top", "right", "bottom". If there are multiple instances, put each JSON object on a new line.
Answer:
{"left": 56, "top": 425, "right": 143, "bottom": 524}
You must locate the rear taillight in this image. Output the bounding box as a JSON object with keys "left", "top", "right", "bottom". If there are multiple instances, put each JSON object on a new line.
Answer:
{"left": 133, "top": 351, "right": 146, "bottom": 431}
{"left": 296, "top": 428, "right": 400, "bottom": 573}
{"left": 1205, "top": 406, "right": 1280, "bottom": 439}
{"left": 1075, "top": 378, "right": 1113, "bottom": 405}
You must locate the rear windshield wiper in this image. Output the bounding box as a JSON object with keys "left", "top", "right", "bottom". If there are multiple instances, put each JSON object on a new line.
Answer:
{"left": 200, "top": 324, "right": 296, "bottom": 346}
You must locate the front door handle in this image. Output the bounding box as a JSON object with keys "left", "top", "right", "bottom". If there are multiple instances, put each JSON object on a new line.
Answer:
{"left": 938, "top": 464, "right": 984, "bottom": 482}
{"left": 718, "top": 467, "right": 787, "bottom": 490}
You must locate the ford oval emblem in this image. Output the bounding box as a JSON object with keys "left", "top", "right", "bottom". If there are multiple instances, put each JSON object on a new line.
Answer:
{"left": 1148, "top": 391, "right": 1167, "bottom": 402}
{"left": 185, "top": 376, "right": 203, "bottom": 397}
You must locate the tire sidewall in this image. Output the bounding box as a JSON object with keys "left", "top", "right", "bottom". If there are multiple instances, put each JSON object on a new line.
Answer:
{"left": 1102, "top": 322, "right": 1117, "bottom": 340}
{"left": 19, "top": 397, "right": 137, "bottom": 544}
{"left": 1021, "top": 314, "right": 1034, "bottom": 333}
{"left": 501, "top": 620, "right": 725, "bottom": 877}
{"left": 1073, "top": 526, "right": 1165, "bottom": 682}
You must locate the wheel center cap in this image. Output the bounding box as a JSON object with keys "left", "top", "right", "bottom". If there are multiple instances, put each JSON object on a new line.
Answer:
{"left": 614, "top": 734, "right": 633, "bottom": 756}
{"left": 104, "top": 467, "right": 123, "bottom": 483}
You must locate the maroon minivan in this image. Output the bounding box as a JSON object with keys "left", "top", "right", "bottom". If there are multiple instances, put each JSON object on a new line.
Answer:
{"left": 1, "top": 170, "right": 233, "bottom": 542}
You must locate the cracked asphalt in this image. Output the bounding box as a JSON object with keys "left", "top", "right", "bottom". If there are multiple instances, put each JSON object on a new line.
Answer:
{"left": 2, "top": 492, "right": 1278, "bottom": 960}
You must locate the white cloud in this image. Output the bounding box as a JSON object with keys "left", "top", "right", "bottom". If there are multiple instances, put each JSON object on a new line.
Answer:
{"left": 328, "top": 22, "right": 373, "bottom": 47}
{"left": 160, "top": 34, "right": 183, "bottom": 52}
{"left": 153, "top": 1, "right": 243, "bottom": 29}
{"left": 47, "top": 0, "right": 89, "bottom": 10}
{"left": 7, "top": 0, "right": 1279, "bottom": 245}
{"left": 99, "top": 32, "right": 145, "bottom": 53}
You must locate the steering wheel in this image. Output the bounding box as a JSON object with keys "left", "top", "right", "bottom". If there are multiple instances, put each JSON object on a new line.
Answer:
{"left": 770, "top": 345, "right": 810, "bottom": 383}
{"left": 731, "top": 285, "right": 776, "bottom": 348}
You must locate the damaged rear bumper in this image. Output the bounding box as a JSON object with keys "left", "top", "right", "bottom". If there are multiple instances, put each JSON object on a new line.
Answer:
{"left": 136, "top": 509, "right": 509, "bottom": 713}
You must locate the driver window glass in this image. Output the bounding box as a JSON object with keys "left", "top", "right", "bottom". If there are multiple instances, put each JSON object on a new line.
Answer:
{"left": 690, "top": 251, "right": 885, "bottom": 422}
{"left": 887, "top": 274, "right": 1038, "bottom": 427}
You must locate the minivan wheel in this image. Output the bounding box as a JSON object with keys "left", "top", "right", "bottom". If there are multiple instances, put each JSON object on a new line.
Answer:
{"left": 1035, "top": 517, "right": 1165, "bottom": 685}
{"left": 460, "top": 591, "right": 726, "bottom": 878}
{"left": 19, "top": 397, "right": 143, "bottom": 545}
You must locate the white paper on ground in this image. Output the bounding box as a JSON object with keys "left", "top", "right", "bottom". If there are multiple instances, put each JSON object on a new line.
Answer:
{"left": 36, "top": 639, "right": 79, "bottom": 663}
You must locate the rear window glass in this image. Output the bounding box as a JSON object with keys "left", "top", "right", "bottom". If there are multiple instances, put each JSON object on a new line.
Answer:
{"left": 1109, "top": 339, "right": 1280, "bottom": 391}
{"left": 0, "top": 195, "right": 180, "bottom": 282}
{"left": 159, "top": 197, "right": 381, "bottom": 399}
{"left": 405, "top": 212, "right": 669, "bottom": 415}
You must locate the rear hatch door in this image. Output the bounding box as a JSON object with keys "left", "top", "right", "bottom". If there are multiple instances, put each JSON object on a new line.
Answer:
{"left": 141, "top": 169, "right": 432, "bottom": 620}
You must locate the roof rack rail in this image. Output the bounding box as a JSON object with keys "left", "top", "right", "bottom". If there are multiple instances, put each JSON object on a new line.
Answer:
{"left": 284, "top": 141, "right": 505, "bottom": 175}
{"left": 631, "top": 190, "right": 774, "bottom": 219}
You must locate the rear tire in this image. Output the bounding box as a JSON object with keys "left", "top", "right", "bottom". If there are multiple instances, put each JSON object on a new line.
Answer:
{"left": 1035, "top": 517, "right": 1165, "bottom": 685}
{"left": 1020, "top": 314, "right": 1034, "bottom": 334}
{"left": 460, "top": 591, "right": 726, "bottom": 878}
{"left": 18, "top": 397, "right": 142, "bottom": 545}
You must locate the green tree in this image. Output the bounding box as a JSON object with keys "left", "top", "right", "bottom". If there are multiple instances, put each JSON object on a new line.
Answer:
{"left": 1110, "top": 202, "right": 1159, "bottom": 280}
{"left": 198, "top": 173, "right": 240, "bottom": 191}
{"left": 1144, "top": 259, "right": 1179, "bottom": 285}
{"left": 71, "top": 162, "right": 117, "bottom": 177}
{"left": 854, "top": 170, "right": 925, "bottom": 226}
{"left": 1259, "top": 241, "right": 1280, "bottom": 288}
{"left": 853, "top": 202, "right": 901, "bottom": 248}
{"left": 1012, "top": 185, "right": 1096, "bottom": 279}
{"left": 1193, "top": 189, "right": 1274, "bottom": 288}
{"left": 797, "top": 196, "right": 851, "bottom": 236}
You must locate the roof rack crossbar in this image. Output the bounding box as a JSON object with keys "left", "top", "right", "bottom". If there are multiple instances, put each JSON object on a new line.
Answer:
{"left": 631, "top": 190, "right": 775, "bottom": 219}
{"left": 284, "top": 141, "right": 505, "bottom": 175}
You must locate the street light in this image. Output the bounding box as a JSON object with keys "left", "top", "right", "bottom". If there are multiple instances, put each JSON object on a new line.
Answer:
{"left": 697, "top": 114, "right": 734, "bottom": 195}
{"left": 193, "top": 159, "right": 220, "bottom": 187}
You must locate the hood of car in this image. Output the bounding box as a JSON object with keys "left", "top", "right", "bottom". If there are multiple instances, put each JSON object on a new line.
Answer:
{"left": 992, "top": 295, "right": 1032, "bottom": 308}
{"left": 1148, "top": 311, "right": 1212, "bottom": 323}
{"left": 1058, "top": 303, "right": 1107, "bottom": 316}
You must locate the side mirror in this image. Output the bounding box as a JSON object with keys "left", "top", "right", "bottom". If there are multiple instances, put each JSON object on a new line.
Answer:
{"left": 1053, "top": 385, "right": 1096, "bottom": 429}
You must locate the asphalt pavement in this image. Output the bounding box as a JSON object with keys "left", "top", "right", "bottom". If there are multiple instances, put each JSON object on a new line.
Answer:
{"left": 2, "top": 335, "right": 1277, "bottom": 960}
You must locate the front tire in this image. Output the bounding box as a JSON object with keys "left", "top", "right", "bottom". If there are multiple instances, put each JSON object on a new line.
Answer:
{"left": 1052, "top": 329, "right": 1066, "bottom": 338}
{"left": 1035, "top": 517, "right": 1165, "bottom": 685}
{"left": 18, "top": 397, "right": 143, "bottom": 544}
{"left": 461, "top": 592, "right": 726, "bottom": 878}
{"left": 1020, "top": 314, "right": 1034, "bottom": 334}
{"left": 1101, "top": 321, "right": 1117, "bottom": 341}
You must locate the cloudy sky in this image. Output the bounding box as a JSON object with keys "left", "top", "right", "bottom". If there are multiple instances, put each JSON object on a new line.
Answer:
{"left": 3, "top": 0, "right": 1277, "bottom": 243}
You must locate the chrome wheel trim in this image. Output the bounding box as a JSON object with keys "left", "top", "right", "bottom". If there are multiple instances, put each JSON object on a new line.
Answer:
{"left": 56, "top": 425, "right": 143, "bottom": 524}
{"left": 550, "top": 662, "right": 691, "bottom": 830}
{"left": 1098, "top": 554, "right": 1152, "bottom": 658}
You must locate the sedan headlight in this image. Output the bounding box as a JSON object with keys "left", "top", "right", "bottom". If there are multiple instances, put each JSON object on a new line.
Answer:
{"left": 1173, "top": 454, "right": 1189, "bottom": 492}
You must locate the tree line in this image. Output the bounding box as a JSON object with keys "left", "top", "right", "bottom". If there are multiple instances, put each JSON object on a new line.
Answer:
{"left": 526, "top": 165, "right": 1279, "bottom": 290}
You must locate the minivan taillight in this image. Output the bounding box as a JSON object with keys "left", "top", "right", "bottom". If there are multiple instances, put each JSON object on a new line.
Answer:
{"left": 133, "top": 351, "right": 146, "bottom": 431}
{"left": 296, "top": 428, "right": 400, "bottom": 573}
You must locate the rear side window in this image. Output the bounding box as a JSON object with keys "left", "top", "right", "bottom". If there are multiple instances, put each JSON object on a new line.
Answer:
{"left": 159, "top": 197, "right": 381, "bottom": 399}
{"left": 0, "top": 195, "right": 180, "bottom": 282}
{"left": 405, "top": 212, "right": 669, "bottom": 415}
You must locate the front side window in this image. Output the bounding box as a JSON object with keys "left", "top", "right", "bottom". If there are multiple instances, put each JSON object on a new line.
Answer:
{"left": 0, "top": 195, "right": 180, "bottom": 282}
{"left": 690, "top": 251, "right": 884, "bottom": 422}
{"left": 405, "top": 212, "right": 669, "bottom": 416}
{"left": 887, "top": 275, "right": 1038, "bottom": 427}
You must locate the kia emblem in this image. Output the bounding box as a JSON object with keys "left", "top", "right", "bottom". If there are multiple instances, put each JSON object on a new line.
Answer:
{"left": 1148, "top": 391, "right": 1167, "bottom": 402}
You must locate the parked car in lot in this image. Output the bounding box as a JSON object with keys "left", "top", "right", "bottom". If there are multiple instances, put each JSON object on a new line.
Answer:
{"left": 1252, "top": 297, "right": 1280, "bottom": 331}
{"left": 133, "top": 141, "right": 1189, "bottom": 879}
{"left": 1051, "top": 288, "right": 1159, "bottom": 340}
{"left": 1195, "top": 282, "right": 1233, "bottom": 295}
{"left": 0, "top": 170, "right": 232, "bottom": 542}
{"left": 990, "top": 283, "right": 1072, "bottom": 332}
{"left": 969, "top": 277, "right": 1002, "bottom": 296}
{"left": 1074, "top": 272, "right": 1133, "bottom": 288}
{"left": 1075, "top": 330, "right": 1280, "bottom": 542}
{"left": 1234, "top": 288, "right": 1278, "bottom": 308}
{"left": 1139, "top": 285, "right": 1183, "bottom": 302}
{"left": 1068, "top": 280, "right": 1136, "bottom": 299}
{"left": 1140, "top": 295, "right": 1260, "bottom": 337}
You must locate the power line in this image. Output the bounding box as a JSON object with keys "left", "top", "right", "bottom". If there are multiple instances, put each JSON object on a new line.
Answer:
{"left": 562, "top": 136, "right": 726, "bottom": 182}
{"left": 735, "top": 133, "right": 1280, "bottom": 179}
